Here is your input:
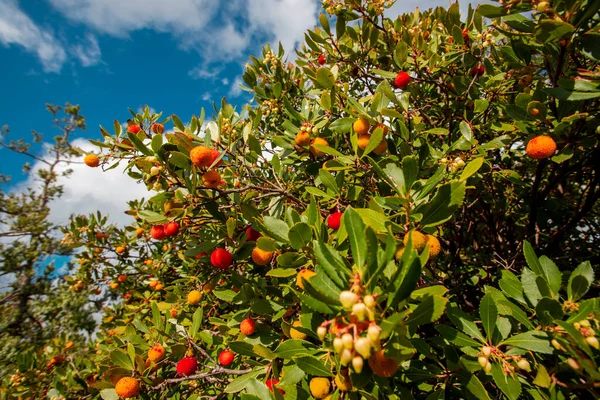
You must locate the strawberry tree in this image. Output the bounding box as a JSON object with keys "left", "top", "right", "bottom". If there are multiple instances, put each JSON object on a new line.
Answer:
{"left": 3, "top": 0, "right": 600, "bottom": 399}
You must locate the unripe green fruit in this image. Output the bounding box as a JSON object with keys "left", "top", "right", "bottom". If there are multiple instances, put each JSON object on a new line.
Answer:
{"left": 367, "top": 325, "right": 381, "bottom": 343}
{"left": 339, "top": 291, "right": 358, "bottom": 309}
{"left": 580, "top": 319, "right": 591, "bottom": 328}
{"left": 478, "top": 356, "right": 489, "bottom": 368}
{"left": 537, "top": 1, "right": 549, "bottom": 12}
{"left": 317, "top": 326, "right": 327, "bottom": 341}
{"left": 567, "top": 358, "right": 580, "bottom": 370}
{"left": 481, "top": 346, "right": 492, "bottom": 357}
{"left": 352, "top": 356, "right": 364, "bottom": 373}
{"left": 586, "top": 336, "right": 599, "bottom": 349}
{"left": 484, "top": 361, "right": 492, "bottom": 373}
{"left": 354, "top": 337, "right": 372, "bottom": 359}
{"left": 551, "top": 339, "right": 564, "bottom": 351}
{"left": 340, "top": 348, "right": 353, "bottom": 366}
{"left": 333, "top": 338, "right": 343, "bottom": 353}
{"left": 352, "top": 303, "right": 367, "bottom": 321}
{"left": 517, "top": 359, "right": 531, "bottom": 372}
{"left": 342, "top": 333, "right": 354, "bottom": 349}
{"left": 363, "top": 295, "right": 375, "bottom": 309}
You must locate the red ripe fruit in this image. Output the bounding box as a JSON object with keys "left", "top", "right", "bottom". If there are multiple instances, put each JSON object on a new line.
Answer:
{"left": 327, "top": 212, "right": 343, "bottom": 230}
{"left": 462, "top": 29, "right": 469, "bottom": 41}
{"left": 151, "top": 123, "right": 164, "bottom": 134}
{"left": 218, "top": 350, "right": 235, "bottom": 366}
{"left": 470, "top": 65, "right": 485, "bottom": 77}
{"left": 150, "top": 225, "right": 165, "bottom": 240}
{"left": 318, "top": 55, "right": 326, "bottom": 65}
{"left": 127, "top": 124, "right": 141, "bottom": 134}
{"left": 210, "top": 248, "right": 233, "bottom": 269}
{"left": 266, "top": 378, "right": 285, "bottom": 394}
{"left": 394, "top": 72, "right": 410, "bottom": 89}
{"left": 240, "top": 318, "right": 256, "bottom": 335}
{"left": 176, "top": 357, "right": 198, "bottom": 376}
{"left": 164, "top": 222, "right": 180, "bottom": 237}
{"left": 246, "top": 227, "right": 260, "bottom": 241}
{"left": 210, "top": 149, "right": 222, "bottom": 167}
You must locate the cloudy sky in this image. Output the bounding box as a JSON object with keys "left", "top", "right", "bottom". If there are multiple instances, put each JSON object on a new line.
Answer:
{"left": 0, "top": 0, "right": 483, "bottom": 226}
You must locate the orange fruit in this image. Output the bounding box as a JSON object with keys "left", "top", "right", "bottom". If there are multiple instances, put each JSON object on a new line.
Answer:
{"left": 309, "top": 377, "right": 331, "bottom": 399}
{"left": 117, "top": 274, "right": 127, "bottom": 283}
{"left": 187, "top": 290, "right": 203, "bottom": 305}
{"left": 115, "top": 377, "right": 141, "bottom": 398}
{"left": 403, "top": 230, "right": 427, "bottom": 252}
{"left": 373, "top": 138, "right": 388, "bottom": 155}
{"left": 240, "top": 318, "right": 256, "bottom": 335}
{"left": 353, "top": 118, "right": 370, "bottom": 135}
{"left": 202, "top": 170, "right": 221, "bottom": 188}
{"left": 84, "top": 154, "right": 100, "bottom": 168}
{"left": 368, "top": 349, "right": 399, "bottom": 377}
{"left": 148, "top": 344, "right": 166, "bottom": 362}
{"left": 190, "top": 146, "right": 213, "bottom": 167}
{"left": 295, "top": 131, "right": 311, "bottom": 146}
{"left": 115, "top": 246, "right": 126, "bottom": 254}
{"left": 310, "top": 137, "right": 329, "bottom": 157}
{"left": 251, "top": 247, "right": 273, "bottom": 265}
{"left": 425, "top": 235, "right": 441, "bottom": 258}
{"left": 357, "top": 134, "right": 371, "bottom": 150}
{"left": 525, "top": 135, "right": 556, "bottom": 159}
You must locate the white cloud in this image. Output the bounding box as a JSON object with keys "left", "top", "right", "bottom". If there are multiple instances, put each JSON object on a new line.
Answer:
{"left": 71, "top": 33, "right": 102, "bottom": 67}
{"left": 385, "top": 0, "right": 490, "bottom": 18}
{"left": 228, "top": 76, "right": 244, "bottom": 98}
{"left": 201, "top": 92, "right": 211, "bottom": 101}
{"left": 18, "top": 139, "right": 150, "bottom": 227}
{"left": 0, "top": 0, "right": 66, "bottom": 72}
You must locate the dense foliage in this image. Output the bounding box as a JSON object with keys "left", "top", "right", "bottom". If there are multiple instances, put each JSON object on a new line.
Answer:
{"left": 1, "top": 0, "right": 599, "bottom": 399}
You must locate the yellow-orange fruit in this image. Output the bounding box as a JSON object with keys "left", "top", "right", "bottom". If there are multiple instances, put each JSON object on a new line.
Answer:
{"left": 309, "top": 377, "right": 331, "bottom": 399}
{"left": 203, "top": 282, "right": 216, "bottom": 294}
{"left": 149, "top": 280, "right": 158, "bottom": 288}
{"left": 353, "top": 118, "right": 370, "bottom": 136}
{"left": 154, "top": 282, "right": 163, "bottom": 291}
{"left": 425, "top": 235, "right": 441, "bottom": 258}
{"left": 202, "top": 170, "right": 221, "bottom": 188}
{"left": 115, "top": 246, "right": 126, "bottom": 254}
{"left": 115, "top": 377, "right": 140, "bottom": 398}
{"left": 117, "top": 274, "right": 127, "bottom": 283}
{"left": 403, "top": 230, "right": 427, "bottom": 252}
{"left": 295, "top": 131, "right": 311, "bottom": 146}
{"left": 373, "top": 138, "right": 388, "bottom": 155}
{"left": 148, "top": 344, "right": 165, "bottom": 362}
{"left": 368, "top": 349, "right": 399, "bottom": 377}
{"left": 252, "top": 247, "right": 273, "bottom": 265}
{"left": 526, "top": 135, "right": 556, "bottom": 160}
{"left": 296, "top": 269, "right": 316, "bottom": 290}
{"left": 84, "top": 154, "right": 100, "bottom": 168}
{"left": 290, "top": 320, "right": 307, "bottom": 339}
{"left": 64, "top": 341, "right": 74, "bottom": 349}
{"left": 373, "top": 123, "right": 390, "bottom": 135}
{"left": 187, "top": 290, "right": 203, "bottom": 305}
{"left": 144, "top": 259, "right": 153, "bottom": 266}
{"left": 335, "top": 374, "right": 352, "bottom": 391}
{"left": 190, "top": 146, "right": 213, "bottom": 167}
{"left": 357, "top": 134, "right": 371, "bottom": 150}
{"left": 135, "top": 228, "right": 145, "bottom": 238}
{"left": 109, "top": 282, "right": 119, "bottom": 289}
{"left": 310, "top": 137, "right": 329, "bottom": 157}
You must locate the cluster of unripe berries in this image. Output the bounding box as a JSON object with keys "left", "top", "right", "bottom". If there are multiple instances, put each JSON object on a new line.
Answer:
{"left": 322, "top": 0, "right": 343, "bottom": 15}
{"left": 263, "top": 50, "right": 280, "bottom": 71}
{"left": 261, "top": 99, "right": 281, "bottom": 116}
{"left": 477, "top": 345, "right": 531, "bottom": 375}
{"left": 440, "top": 156, "right": 466, "bottom": 173}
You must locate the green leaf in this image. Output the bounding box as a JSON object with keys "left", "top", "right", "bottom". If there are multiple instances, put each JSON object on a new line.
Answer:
{"left": 257, "top": 237, "right": 278, "bottom": 252}
{"left": 461, "top": 372, "right": 492, "bottom": 400}
{"left": 225, "top": 369, "right": 265, "bottom": 393}
{"left": 387, "top": 252, "right": 422, "bottom": 307}
{"left": 294, "top": 356, "right": 333, "bottom": 376}
{"left": 110, "top": 350, "right": 133, "bottom": 370}
{"left": 580, "top": 33, "right": 600, "bottom": 61}
{"left": 329, "top": 117, "right": 354, "bottom": 133}
{"left": 499, "top": 271, "right": 526, "bottom": 304}
{"left": 262, "top": 216, "right": 289, "bottom": 243}
{"left": 568, "top": 261, "right": 594, "bottom": 301}
{"left": 535, "top": 297, "right": 564, "bottom": 325}
{"left": 534, "top": 19, "right": 574, "bottom": 43}
{"left": 538, "top": 256, "right": 561, "bottom": 296}
{"left": 459, "top": 121, "right": 473, "bottom": 142}
{"left": 492, "top": 363, "right": 522, "bottom": 400}
{"left": 501, "top": 331, "right": 554, "bottom": 354}
{"left": 402, "top": 156, "right": 418, "bottom": 195}
{"left": 354, "top": 208, "right": 388, "bottom": 232}
{"left": 406, "top": 295, "right": 448, "bottom": 327}
{"left": 191, "top": 306, "right": 203, "bottom": 339}
{"left": 279, "top": 365, "right": 305, "bottom": 386}
{"left": 274, "top": 339, "right": 317, "bottom": 358}
{"left": 416, "top": 182, "right": 466, "bottom": 228}
{"left": 435, "top": 325, "right": 481, "bottom": 347}
{"left": 460, "top": 158, "right": 484, "bottom": 181}
{"left": 533, "top": 365, "right": 551, "bottom": 388}
{"left": 127, "top": 132, "right": 153, "bottom": 156}
{"left": 137, "top": 210, "right": 168, "bottom": 223}
{"left": 313, "top": 241, "right": 348, "bottom": 289}
{"left": 100, "top": 389, "right": 119, "bottom": 400}
{"left": 288, "top": 223, "right": 312, "bottom": 251}
{"left": 343, "top": 207, "right": 367, "bottom": 269}
{"left": 480, "top": 294, "right": 497, "bottom": 341}
{"left": 246, "top": 378, "right": 272, "bottom": 399}
{"left": 266, "top": 268, "right": 297, "bottom": 278}
{"left": 316, "top": 67, "right": 335, "bottom": 89}
{"left": 319, "top": 13, "right": 330, "bottom": 34}
{"left": 447, "top": 307, "right": 486, "bottom": 343}
{"left": 476, "top": 4, "right": 507, "bottom": 17}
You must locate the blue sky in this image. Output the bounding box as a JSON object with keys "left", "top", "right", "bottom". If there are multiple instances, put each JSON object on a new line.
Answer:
{"left": 0, "top": 0, "right": 483, "bottom": 226}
